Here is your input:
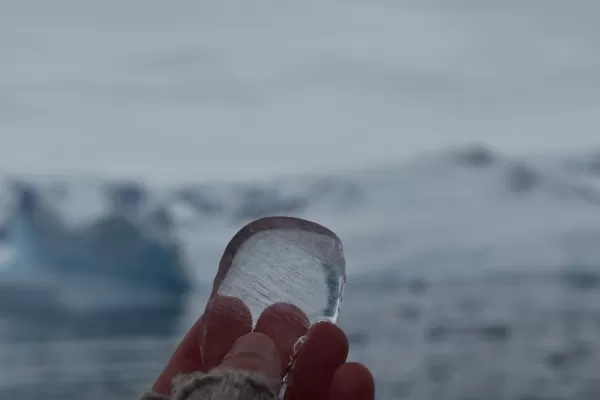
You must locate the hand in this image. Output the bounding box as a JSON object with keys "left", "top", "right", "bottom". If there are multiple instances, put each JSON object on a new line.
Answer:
{"left": 151, "top": 296, "right": 374, "bottom": 400}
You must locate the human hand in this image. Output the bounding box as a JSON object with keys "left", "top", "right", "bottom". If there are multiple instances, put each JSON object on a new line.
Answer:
{"left": 146, "top": 296, "right": 374, "bottom": 400}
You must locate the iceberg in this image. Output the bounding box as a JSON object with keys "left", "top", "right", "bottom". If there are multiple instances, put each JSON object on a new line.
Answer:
{"left": 0, "top": 182, "right": 191, "bottom": 316}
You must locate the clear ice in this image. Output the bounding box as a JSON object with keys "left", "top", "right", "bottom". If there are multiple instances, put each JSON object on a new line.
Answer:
{"left": 210, "top": 217, "right": 346, "bottom": 326}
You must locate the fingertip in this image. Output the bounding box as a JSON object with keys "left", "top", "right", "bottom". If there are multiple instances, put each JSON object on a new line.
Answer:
{"left": 285, "top": 322, "right": 349, "bottom": 400}
{"left": 330, "top": 362, "right": 375, "bottom": 400}
{"left": 256, "top": 303, "right": 309, "bottom": 331}
{"left": 201, "top": 295, "right": 253, "bottom": 370}
{"left": 217, "top": 332, "right": 281, "bottom": 380}
{"left": 255, "top": 303, "right": 309, "bottom": 375}
{"left": 205, "top": 295, "right": 252, "bottom": 326}
{"left": 306, "top": 321, "right": 349, "bottom": 358}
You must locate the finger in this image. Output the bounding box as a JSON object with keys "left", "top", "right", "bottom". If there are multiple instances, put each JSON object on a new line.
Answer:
{"left": 151, "top": 295, "right": 251, "bottom": 395}
{"left": 200, "top": 295, "right": 253, "bottom": 370}
{"left": 217, "top": 332, "right": 281, "bottom": 381}
{"left": 285, "top": 322, "right": 349, "bottom": 400}
{"left": 152, "top": 315, "right": 205, "bottom": 395}
{"left": 329, "top": 362, "right": 375, "bottom": 400}
{"left": 254, "top": 303, "right": 309, "bottom": 375}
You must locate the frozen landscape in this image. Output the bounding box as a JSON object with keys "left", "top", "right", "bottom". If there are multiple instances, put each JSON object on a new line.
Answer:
{"left": 2, "top": 0, "right": 600, "bottom": 399}
{"left": 3, "top": 147, "right": 600, "bottom": 399}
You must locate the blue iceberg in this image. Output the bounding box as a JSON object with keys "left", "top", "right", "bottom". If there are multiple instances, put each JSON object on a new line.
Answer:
{"left": 0, "top": 182, "right": 191, "bottom": 316}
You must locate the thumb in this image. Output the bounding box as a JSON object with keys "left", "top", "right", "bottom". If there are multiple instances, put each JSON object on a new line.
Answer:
{"left": 216, "top": 332, "right": 282, "bottom": 382}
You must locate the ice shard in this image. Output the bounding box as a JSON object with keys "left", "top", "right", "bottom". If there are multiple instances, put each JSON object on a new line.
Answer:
{"left": 209, "top": 216, "right": 346, "bottom": 326}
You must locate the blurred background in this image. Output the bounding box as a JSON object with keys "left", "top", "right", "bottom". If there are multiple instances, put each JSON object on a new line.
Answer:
{"left": 1, "top": 0, "right": 600, "bottom": 399}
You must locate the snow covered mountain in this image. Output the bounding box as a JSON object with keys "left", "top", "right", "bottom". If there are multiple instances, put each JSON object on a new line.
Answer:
{"left": 2, "top": 145, "right": 600, "bottom": 300}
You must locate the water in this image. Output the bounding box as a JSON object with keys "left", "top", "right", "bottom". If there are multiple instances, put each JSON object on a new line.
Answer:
{"left": 0, "top": 336, "right": 176, "bottom": 399}
{"left": 4, "top": 276, "right": 600, "bottom": 400}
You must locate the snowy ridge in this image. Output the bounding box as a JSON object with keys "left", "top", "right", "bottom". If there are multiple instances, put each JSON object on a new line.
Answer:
{"left": 2, "top": 145, "right": 600, "bottom": 284}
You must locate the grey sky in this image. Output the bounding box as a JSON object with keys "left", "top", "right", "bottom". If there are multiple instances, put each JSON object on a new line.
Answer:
{"left": 1, "top": 0, "right": 599, "bottom": 182}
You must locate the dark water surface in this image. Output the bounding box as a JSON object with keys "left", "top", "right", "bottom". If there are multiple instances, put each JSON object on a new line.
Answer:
{"left": 3, "top": 277, "right": 600, "bottom": 400}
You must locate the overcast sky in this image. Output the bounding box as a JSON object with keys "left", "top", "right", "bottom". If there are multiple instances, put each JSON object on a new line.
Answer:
{"left": 1, "top": 0, "right": 599, "bottom": 182}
